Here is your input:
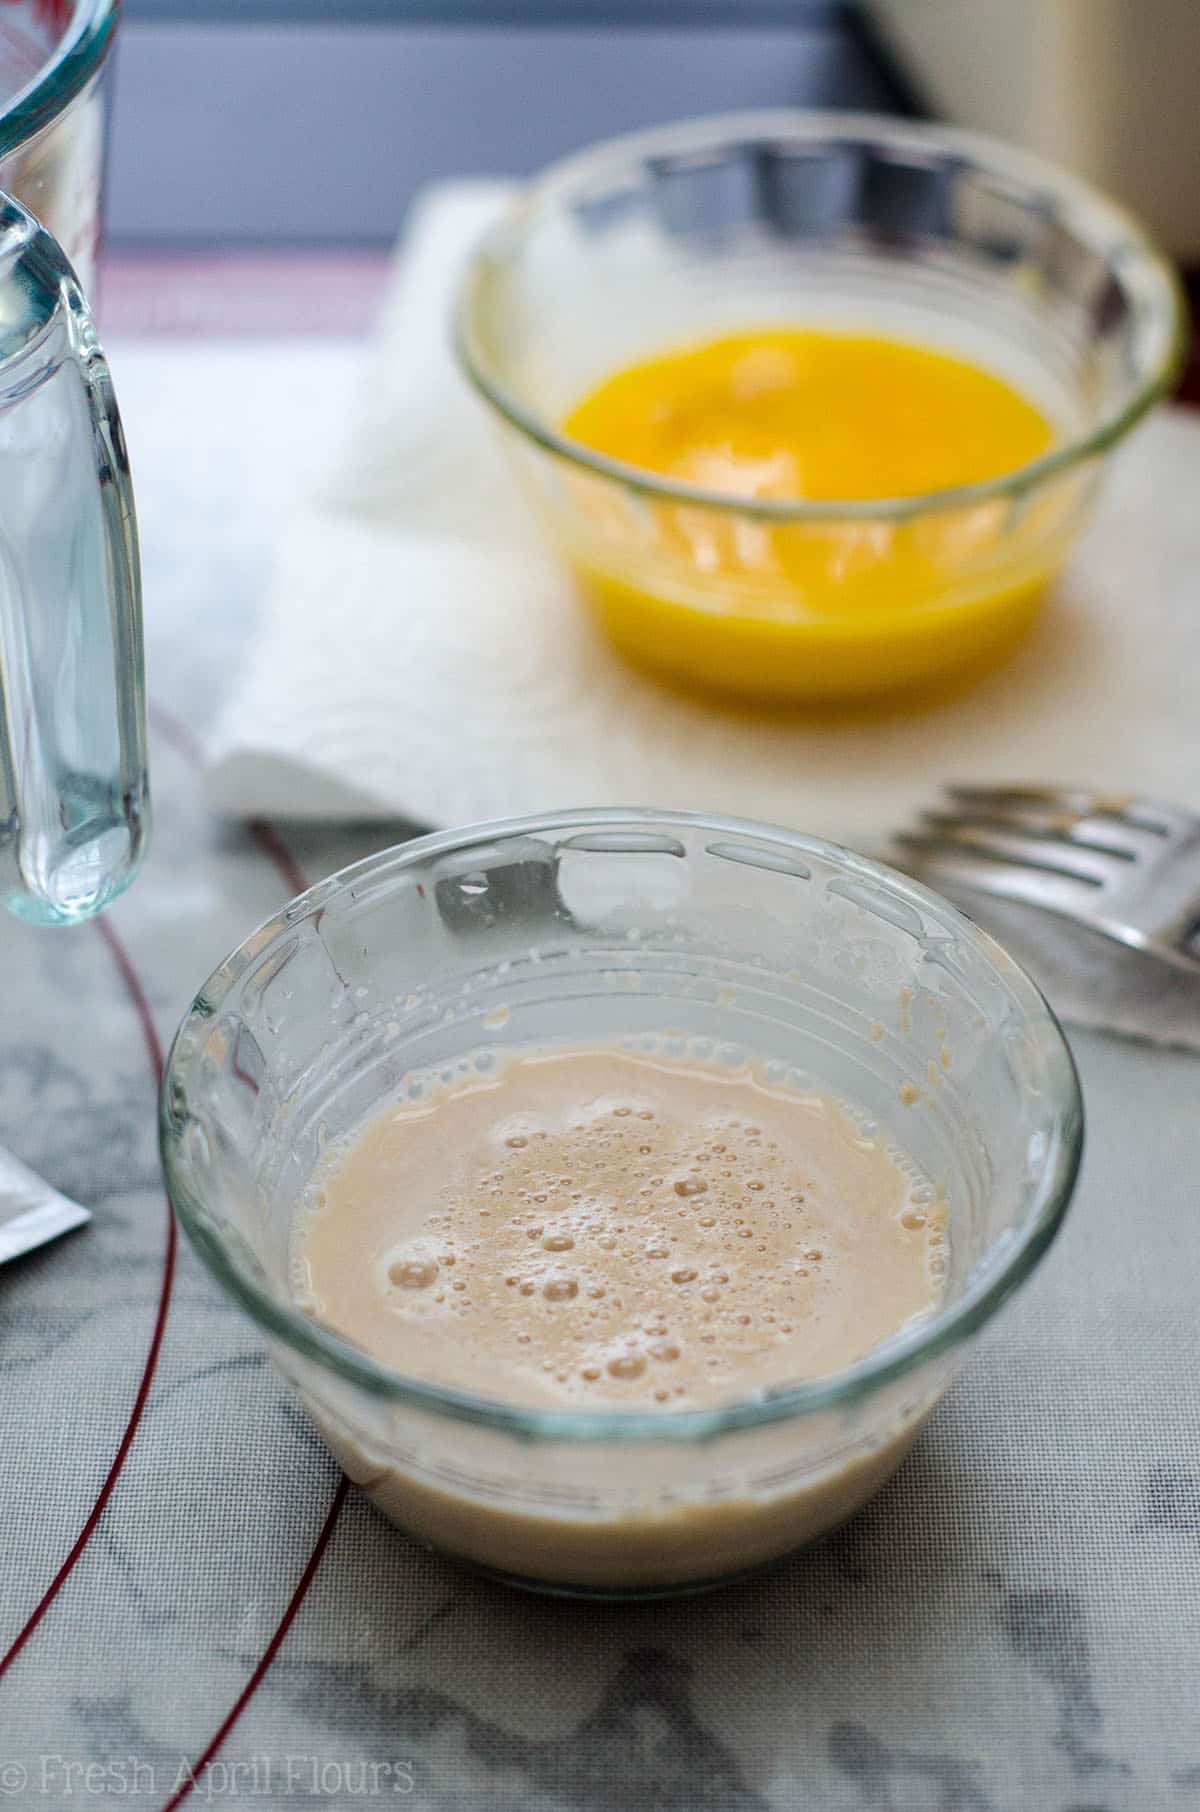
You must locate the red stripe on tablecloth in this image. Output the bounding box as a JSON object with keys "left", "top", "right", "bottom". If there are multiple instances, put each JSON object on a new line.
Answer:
{"left": 148, "top": 702, "right": 311, "bottom": 902}
{"left": 155, "top": 719, "right": 353, "bottom": 1801}
{"left": 160, "top": 1476, "right": 350, "bottom": 1811}
{"left": 0, "top": 710, "right": 324, "bottom": 1699}
{"left": 247, "top": 820, "right": 310, "bottom": 900}
{"left": 0, "top": 920, "right": 174, "bottom": 1680}
{"left": 146, "top": 702, "right": 351, "bottom": 1799}
{"left": 147, "top": 703, "right": 207, "bottom": 769}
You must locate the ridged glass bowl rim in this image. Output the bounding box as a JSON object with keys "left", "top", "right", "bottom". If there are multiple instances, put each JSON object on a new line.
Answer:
{"left": 456, "top": 108, "right": 1186, "bottom": 525}
{"left": 0, "top": 0, "right": 117, "bottom": 162}
{"left": 160, "top": 810, "right": 1083, "bottom": 1445}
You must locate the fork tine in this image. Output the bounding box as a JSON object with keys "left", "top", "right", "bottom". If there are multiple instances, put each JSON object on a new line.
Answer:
{"left": 921, "top": 804, "right": 1147, "bottom": 863}
{"left": 894, "top": 833, "right": 1108, "bottom": 918}
{"left": 913, "top": 816, "right": 1120, "bottom": 887}
{"left": 945, "top": 783, "right": 1190, "bottom": 838}
{"left": 945, "top": 782, "right": 1124, "bottom": 814}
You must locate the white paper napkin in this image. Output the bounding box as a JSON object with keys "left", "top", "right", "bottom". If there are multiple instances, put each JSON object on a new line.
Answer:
{"left": 206, "top": 181, "right": 1200, "bottom": 1047}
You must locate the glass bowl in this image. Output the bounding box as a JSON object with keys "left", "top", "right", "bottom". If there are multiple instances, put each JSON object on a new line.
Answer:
{"left": 456, "top": 111, "right": 1184, "bottom": 703}
{"left": 161, "top": 811, "right": 1082, "bottom": 1598}
{"left": 0, "top": 0, "right": 117, "bottom": 294}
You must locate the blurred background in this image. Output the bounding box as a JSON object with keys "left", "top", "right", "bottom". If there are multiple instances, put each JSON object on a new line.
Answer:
{"left": 104, "top": 0, "right": 1196, "bottom": 255}
{"left": 106, "top": 1, "right": 909, "bottom": 246}
{"left": 87, "top": 0, "right": 1197, "bottom": 392}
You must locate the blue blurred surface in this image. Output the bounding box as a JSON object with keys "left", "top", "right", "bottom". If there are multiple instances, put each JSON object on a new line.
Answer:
{"left": 107, "top": 4, "right": 904, "bottom": 244}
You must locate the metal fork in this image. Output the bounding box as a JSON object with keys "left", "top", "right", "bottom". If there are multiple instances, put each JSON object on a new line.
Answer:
{"left": 894, "top": 784, "right": 1200, "bottom": 975}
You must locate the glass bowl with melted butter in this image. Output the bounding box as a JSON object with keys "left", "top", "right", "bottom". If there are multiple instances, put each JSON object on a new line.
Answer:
{"left": 161, "top": 811, "right": 1082, "bottom": 1597}
{"left": 457, "top": 112, "right": 1183, "bottom": 703}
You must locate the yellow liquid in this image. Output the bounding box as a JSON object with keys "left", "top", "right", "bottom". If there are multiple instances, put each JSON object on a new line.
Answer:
{"left": 560, "top": 328, "right": 1060, "bottom": 701}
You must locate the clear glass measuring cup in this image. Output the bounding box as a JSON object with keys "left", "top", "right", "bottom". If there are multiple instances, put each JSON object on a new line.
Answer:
{"left": 0, "top": 0, "right": 116, "bottom": 296}
{"left": 0, "top": 187, "right": 146, "bottom": 926}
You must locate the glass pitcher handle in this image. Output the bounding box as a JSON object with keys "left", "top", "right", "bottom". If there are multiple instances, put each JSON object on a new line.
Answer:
{"left": 0, "top": 195, "right": 148, "bottom": 925}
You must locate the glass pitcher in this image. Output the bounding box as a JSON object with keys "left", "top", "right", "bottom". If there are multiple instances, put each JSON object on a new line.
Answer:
{"left": 0, "top": 188, "right": 146, "bottom": 926}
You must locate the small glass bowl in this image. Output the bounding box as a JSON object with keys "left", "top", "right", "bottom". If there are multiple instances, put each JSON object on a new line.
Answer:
{"left": 456, "top": 111, "right": 1184, "bottom": 703}
{"left": 161, "top": 812, "right": 1082, "bottom": 1598}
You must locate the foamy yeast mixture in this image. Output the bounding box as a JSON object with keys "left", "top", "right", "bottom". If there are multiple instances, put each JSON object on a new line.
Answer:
{"left": 295, "top": 1045, "right": 946, "bottom": 1409}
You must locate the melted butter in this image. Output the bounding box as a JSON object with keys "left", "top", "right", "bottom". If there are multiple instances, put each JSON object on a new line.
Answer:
{"left": 558, "top": 327, "right": 1059, "bottom": 701}
{"left": 565, "top": 328, "right": 1052, "bottom": 504}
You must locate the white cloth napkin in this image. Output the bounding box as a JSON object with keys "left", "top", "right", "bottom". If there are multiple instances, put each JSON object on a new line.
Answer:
{"left": 207, "top": 181, "right": 1200, "bottom": 1048}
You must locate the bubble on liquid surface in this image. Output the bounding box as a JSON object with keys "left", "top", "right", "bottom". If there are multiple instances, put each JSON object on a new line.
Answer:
{"left": 389, "top": 1259, "right": 437, "bottom": 1290}
{"left": 309, "top": 1041, "right": 950, "bottom": 1413}
{"left": 543, "top": 1278, "right": 579, "bottom": 1302}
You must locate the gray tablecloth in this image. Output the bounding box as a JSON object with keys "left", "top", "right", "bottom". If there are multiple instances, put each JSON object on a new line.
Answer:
{"left": 2, "top": 339, "right": 1198, "bottom": 1811}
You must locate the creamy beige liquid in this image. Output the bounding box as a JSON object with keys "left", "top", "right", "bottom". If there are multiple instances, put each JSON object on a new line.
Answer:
{"left": 294, "top": 1045, "right": 947, "bottom": 1587}
{"left": 298, "top": 1047, "right": 943, "bottom": 1406}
